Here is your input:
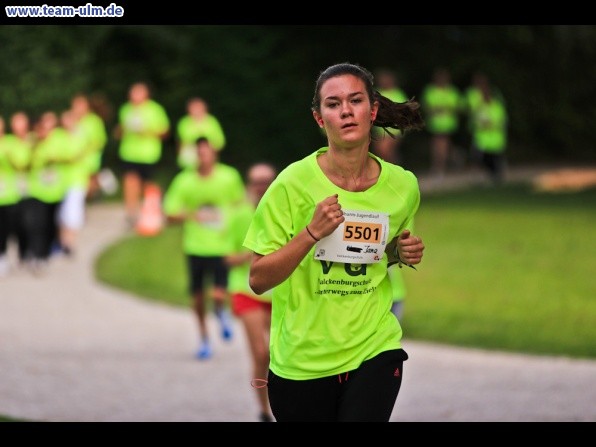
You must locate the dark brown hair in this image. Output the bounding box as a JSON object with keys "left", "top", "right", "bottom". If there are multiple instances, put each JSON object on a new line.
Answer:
{"left": 311, "top": 62, "right": 424, "bottom": 138}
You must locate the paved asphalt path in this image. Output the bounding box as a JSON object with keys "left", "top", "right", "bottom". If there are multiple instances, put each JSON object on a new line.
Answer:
{"left": 1, "top": 167, "right": 595, "bottom": 422}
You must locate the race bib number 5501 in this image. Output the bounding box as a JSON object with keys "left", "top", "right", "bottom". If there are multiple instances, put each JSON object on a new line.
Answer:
{"left": 314, "top": 210, "right": 389, "bottom": 264}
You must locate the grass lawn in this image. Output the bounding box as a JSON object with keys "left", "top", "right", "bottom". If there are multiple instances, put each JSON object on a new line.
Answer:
{"left": 0, "top": 414, "right": 28, "bottom": 422}
{"left": 95, "top": 182, "right": 596, "bottom": 359}
{"left": 95, "top": 225, "right": 188, "bottom": 306}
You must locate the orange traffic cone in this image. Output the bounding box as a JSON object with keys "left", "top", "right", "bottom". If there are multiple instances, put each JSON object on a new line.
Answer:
{"left": 136, "top": 184, "right": 164, "bottom": 237}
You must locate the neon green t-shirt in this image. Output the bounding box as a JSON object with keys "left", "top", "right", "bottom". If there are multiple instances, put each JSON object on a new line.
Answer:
{"left": 421, "top": 84, "right": 461, "bottom": 135}
{"left": 472, "top": 99, "right": 508, "bottom": 153}
{"left": 462, "top": 87, "right": 482, "bottom": 132}
{"left": 243, "top": 147, "right": 420, "bottom": 380}
{"left": 379, "top": 87, "right": 408, "bottom": 104}
{"left": 176, "top": 114, "right": 226, "bottom": 169}
{"left": 0, "top": 134, "right": 32, "bottom": 202}
{"left": 463, "top": 87, "right": 482, "bottom": 114}
{"left": 388, "top": 219, "right": 414, "bottom": 302}
{"left": 62, "top": 129, "right": 91, "bottom": 189}
{"left": 163, "top": 164, "right": 246, "bottom": 256}
{"left": 77, "top": 112, "right": 107, "bottom": 174}
{"left": 118, "top": 99, "right": 170, "bottom": 164}
{"left": 0, "top": 136, "right": 21, "bottom": 205}
{"left": 388, "top": 266, "right": 407, "bottom": 302}
{"left": 28, "top": 128, "right": 72, "bottom": 203}
{"left": 227, "top": 200, "right": 272, "bottom": 303}
{"left": 464, "top": 87, "right": 505, "bottom": 113}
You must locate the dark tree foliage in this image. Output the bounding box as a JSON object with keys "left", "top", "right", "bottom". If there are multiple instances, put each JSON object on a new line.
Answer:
{"left": 0, "top": 25, "right": 594, "bottom": 181}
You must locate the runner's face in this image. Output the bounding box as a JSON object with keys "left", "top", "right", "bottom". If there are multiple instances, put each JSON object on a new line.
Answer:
{"left": 130, "top": 84, "right": 149, "bottom": 104}
{"left": 314, "top": 74, "right": 377, "bottom": 148}
{"left": 189, "top": 100, "right": 207, "bottom": 119}
{"left": 11, "top": 114, "right": 29, "bottom": 135}
{"left": 248, "top": 166, "right": 275, "bottom": 200}
{"left": 197, "top": 142, "right": 216, "bottom": 167}
{"left": 71, "top": 96, "right": 89, "bottom": 116}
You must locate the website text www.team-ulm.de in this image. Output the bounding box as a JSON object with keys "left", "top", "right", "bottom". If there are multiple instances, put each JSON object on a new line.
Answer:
{"left": 5, "top": 3, "right": 124, "bottom": 18}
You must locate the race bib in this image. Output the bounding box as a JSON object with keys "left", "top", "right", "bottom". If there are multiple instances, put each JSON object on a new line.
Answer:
{"left": 313, "top": 210, "right": 389, "bottom": 264}
{"left": 126, "top": 112, "right": 144, "bottom": 132}
{"left": 196, "top": 205, "right": 223, "bottom": 230}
